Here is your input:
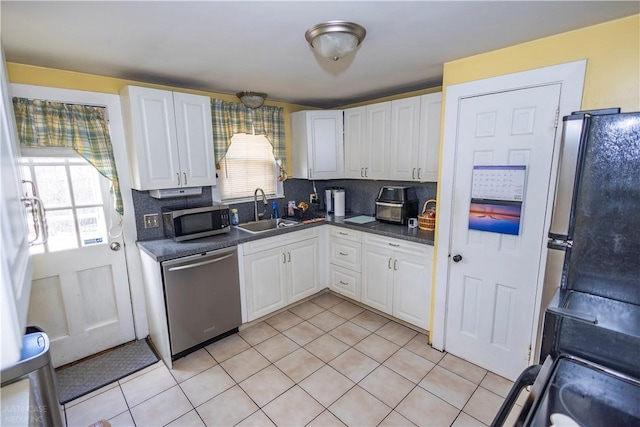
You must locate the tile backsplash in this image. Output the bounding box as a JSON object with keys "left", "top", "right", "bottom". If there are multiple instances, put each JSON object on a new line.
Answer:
{"left": 132, "top": 179, "right": 437, "bottom": 241}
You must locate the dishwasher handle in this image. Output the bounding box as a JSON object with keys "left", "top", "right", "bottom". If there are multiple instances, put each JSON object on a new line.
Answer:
{"left": 167, "top": 253, "right": 234, "bottom": 272}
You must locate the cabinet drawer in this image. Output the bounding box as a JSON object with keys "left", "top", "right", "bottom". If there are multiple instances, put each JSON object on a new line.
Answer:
{"left": 330, "top": 238, "right": 361, "bottom": 272}
{"left": 329, "top": 264, "right": 361, "bottom": 301}
{"left": 242, "top": 227, "right": 319, "bottom": 255}
{"left": 362, "top": 233, "right": 432, "bottom": 257}
{"left": 330, "top": 226, "right": 361, "bottom": 242}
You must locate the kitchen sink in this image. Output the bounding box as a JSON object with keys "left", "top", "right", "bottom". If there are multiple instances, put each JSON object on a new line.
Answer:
{"left": 236, "top": 218, "right": 300, "bottom": 234}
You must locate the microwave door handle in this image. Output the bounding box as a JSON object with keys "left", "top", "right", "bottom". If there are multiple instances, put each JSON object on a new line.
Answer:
{"left": 167, "top": 253, "right": 233, "bottom": 272}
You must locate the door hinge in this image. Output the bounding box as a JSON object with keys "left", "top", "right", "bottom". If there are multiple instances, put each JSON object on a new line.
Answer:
{"left": 553, "top": 109, "right": 560, "bottom": 128}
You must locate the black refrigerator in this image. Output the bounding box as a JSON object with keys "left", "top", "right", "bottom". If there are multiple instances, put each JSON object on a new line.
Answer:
{"left": 492, "top": 110, "right": 640, "bottom": 427}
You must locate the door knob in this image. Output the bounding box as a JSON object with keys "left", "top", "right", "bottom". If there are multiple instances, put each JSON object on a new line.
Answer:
{"left": 110, "top": 242, "right": 121, "bottom": 251}
{"left": 452, "top": 254, "right": 462, "bottom": 262}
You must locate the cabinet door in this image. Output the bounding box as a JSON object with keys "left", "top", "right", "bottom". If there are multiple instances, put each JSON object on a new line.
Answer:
{"left": 392, "top": 251, "right": 431, "bottom": 330}
{"left": 173, "top": 92, "right": 216, "bottom": 188}
{"left": 344, "top": 107, "right": 367, "bottom": 179}
{"left": 389, "top": 97, "right": 421, "bottom": 181}
{"left": 417, "top": 92, "right": 442, "bottom": 182}
{"left": 309, "top": 111, "right": 344, "bottom": 179}
{"left": 329, "top": 237, "right": 361, "bottom": 272}
{"left": 123, "top": 86, "right": 181, "bottom": 190}
{"left": 244, "top": 247, "right": 287, "bottom": 321}
{"left": 361, "top": 244, "right": 394, "bottom": 314}
{"left": 288, "top": 238, "right": 319, "bottom": 303}
{"left": 365, "top": 102, "right": 391, "bottom": 179}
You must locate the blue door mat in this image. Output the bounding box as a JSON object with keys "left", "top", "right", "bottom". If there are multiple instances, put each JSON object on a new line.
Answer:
{"left": 55, "top": 339, "right": 159, "bottom": 404}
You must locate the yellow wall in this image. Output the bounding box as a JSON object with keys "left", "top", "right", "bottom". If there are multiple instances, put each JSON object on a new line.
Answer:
{"left": 6, "top": 62, "right": 312, "bottom": 174}
{"left": 442, "top": 14, "right": 640, "bottom": 112}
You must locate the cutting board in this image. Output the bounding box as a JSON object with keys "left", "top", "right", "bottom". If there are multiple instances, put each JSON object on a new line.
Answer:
{"left": 344, "top": 215, "right": 377, "bottom": 224}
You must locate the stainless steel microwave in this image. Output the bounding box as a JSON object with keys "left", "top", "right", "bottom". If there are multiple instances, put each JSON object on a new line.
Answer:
{"left": 162, "top": 204, "right": 230, "bottom": 241}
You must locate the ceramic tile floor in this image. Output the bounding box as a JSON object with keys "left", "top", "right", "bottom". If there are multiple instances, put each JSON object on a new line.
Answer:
{"left": 63, "top": 292, "right": 527, "bottom": 427}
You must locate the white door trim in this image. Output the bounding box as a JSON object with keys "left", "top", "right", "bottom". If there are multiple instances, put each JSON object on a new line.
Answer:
{"left": 11, "top": 83, "right": 149, "bottom": 339}
{"left": 432, "top": 60, "right": 587, "bottom": 352}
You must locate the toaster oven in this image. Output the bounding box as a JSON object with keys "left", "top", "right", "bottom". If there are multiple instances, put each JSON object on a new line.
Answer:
{"left": 375, "top": 186, "right": 418, "bottom": 225}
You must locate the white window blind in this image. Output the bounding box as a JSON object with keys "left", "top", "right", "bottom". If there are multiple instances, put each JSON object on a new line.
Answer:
{"left": 218, "top": 134, "right": 278, "bottom": 201}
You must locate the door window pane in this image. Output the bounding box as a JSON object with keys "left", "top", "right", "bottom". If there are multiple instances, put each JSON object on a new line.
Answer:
{"left": 34, "top": 165, "right": 71, "bottom": 208}
{"left": 70, "top": 165, "right": 103, "bottom": 206}
{"left": 46, "top": 209, "right": 78, "bottom": 251}
{"left": 77, "top": 207, "right": 107, "bottom": 246}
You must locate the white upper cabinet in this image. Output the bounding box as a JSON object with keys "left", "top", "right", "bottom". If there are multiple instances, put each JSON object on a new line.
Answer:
{"left": 417, "top": 92, "right": 442, "bottom": 182}
{"left": 290, "top": 110, "right": 344, "bottom": 180}
{"left": 389, "top": 97, "right": 421, "bottom": 181}
{"left": 344, "top": 102, "right": 391, "bottom": 180}
{"left": 120, "top": 86, "right": 216, "bottom": 190}
{"left": 389, "top": 93, "right": 442, "bottom": 182}
{"left": 344, "top": 106, "right": 367, "bottom": 179}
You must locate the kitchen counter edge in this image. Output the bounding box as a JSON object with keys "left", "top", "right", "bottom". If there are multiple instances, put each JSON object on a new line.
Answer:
{"left": 137, "top": 217, "right": 435, "bottom": 262}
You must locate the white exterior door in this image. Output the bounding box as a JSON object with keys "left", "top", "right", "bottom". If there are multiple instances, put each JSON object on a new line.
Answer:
{"left": 22, "top": 154, "right": 135, "bottom": 367}
{"left": 445, "top": 84, "right": 561, "bottom": 380}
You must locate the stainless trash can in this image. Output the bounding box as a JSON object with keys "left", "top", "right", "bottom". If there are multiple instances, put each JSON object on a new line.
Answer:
{"left": 1, "top": 330, "right": 64, "bottom": 427}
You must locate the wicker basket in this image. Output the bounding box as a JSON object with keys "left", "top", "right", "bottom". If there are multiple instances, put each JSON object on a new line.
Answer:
{"left": 418, "top": 199, "right": 437, "bottom": 230}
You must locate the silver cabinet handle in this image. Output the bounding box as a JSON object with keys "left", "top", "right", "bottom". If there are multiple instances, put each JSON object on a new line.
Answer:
{"left": 176, "top": 172, "right": 181, "bottom": 185}
{"left": 412, "top": 168, "right": 416, "bottom": 179}
{"left": 339, "top": 231, "right": 348, "bottom": 235}
{"left": 388, "top": 243, "right": 400, "bottom": 247}
{"left": 388, "top": 258, "right": 393, "bottom": 269}
{"left": 283, "top": 253, "right": 286, "bottom": 263}
{"left": 183, "top": 172, "right": 187, "bottom": 186}
{"left": 417, "top": 168, "right": 422, "bottom": 180}
{"left": 339, "top": 280, "right": 349, "bottom": 285}
{"left": 360, "top": 168, "right": 364, "bottom": 177}
{"left": 365, "top": 167, "right": 368, "bottom": 177}
{"left": 168, "top": 254, "right": 233, "bottom": 272}
{"left": 394, "top": 259, "right": 398, "bottom": 271}
{"left": 287, "top": 251, "right": 291, "bottom": 262}
{"left": 339, "top": 252, "right": 348, "bottom": 256}
{"left": 309, "top": 168, "right": 312, "bottom": 178}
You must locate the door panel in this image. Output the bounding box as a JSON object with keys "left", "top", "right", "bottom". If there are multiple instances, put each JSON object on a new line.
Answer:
{"left": 445, "top": 84, "right": 561, "bottom": 380}
{"left": 288, "top": 239, "right": 319, "bottom": 302}
{"left": 244, "top": 247, "right": 287, "bottom": 321}
{"left": 362, "top": 245, "right": 393, "bottom": 314}
{"left": 344, "top": 107, "right": 366, "bottom": 179}
{"left": 393, "top": 252, "right": 431, "bottom": 330}
{"left": 366, "top": 103, "right": 390, "bottom": 179}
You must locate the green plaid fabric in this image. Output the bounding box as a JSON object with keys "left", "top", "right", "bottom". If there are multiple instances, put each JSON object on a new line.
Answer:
{"left": 13, "top": 97, "right": 124, "bottom": 215}
{"left": 211, "top": 99, "right": 286, "bottom": 178}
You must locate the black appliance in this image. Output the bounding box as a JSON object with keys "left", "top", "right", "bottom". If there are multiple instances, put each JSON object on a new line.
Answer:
{"left": 162, "top": 204, "right": 230, "bottom": 241}
{"left": 492, "top": 110, "right": 640, "bottom": 426}
{"left": 374, "top": 186, "right": 418, "bottom": 225}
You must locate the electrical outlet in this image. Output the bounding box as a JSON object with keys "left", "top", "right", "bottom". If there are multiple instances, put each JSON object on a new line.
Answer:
{"left": 310, "top": 193, "right": 318, "bottom": 204}
{"left": 144, "top": 213, "right": 160, "bottom": 229}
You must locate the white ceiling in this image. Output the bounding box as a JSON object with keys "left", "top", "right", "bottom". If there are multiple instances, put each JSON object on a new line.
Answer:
{"left": 2, "top": 1, "right": 638, "bottom": 108}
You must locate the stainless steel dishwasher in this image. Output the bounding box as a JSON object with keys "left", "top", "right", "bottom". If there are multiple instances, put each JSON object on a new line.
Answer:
{"left": 162, "top": 246, "right": 241, "bottom": 358}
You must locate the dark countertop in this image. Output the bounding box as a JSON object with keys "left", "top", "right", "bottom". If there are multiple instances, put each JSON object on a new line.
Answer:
{"left": 138, "top": 214, "right": 435, "bottom": 262}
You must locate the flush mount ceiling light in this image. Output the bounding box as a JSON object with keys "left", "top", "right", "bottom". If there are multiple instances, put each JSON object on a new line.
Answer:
{"left": 305, "top": 21, "right": 366, "bottom": 61}
{"left": 236, "top": 91, "right": 267, "bottom": 108}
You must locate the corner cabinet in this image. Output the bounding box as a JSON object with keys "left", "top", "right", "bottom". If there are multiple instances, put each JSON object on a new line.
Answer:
{"left": 290, "top": 110, "right": 344, "bottom": 180}
{"left": 120, "top": 86, "right": 216, "bottom": 190}
{"left": 361, "top": 233, "right": 433, "bottom": 330}
{"left": 242, "top": 228, "right": 320, "bottom": 321}
{"left": 388, "top": 92, "right": 441, "bottom": 182}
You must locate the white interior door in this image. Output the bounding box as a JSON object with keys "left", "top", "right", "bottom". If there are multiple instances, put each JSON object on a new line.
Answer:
{"left": 445, "top": 84, "right": 561, "bottom": 380}
{"left": 22, "top": 151, "right": 135, "bottom": 367}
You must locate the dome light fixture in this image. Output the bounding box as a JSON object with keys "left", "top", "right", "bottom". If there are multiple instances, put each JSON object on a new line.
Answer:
{"left": 305, "top": 21, "right": 366, "bottom": 61}
{"left": 236, "top": 91, "right": 267, "bottom": 108}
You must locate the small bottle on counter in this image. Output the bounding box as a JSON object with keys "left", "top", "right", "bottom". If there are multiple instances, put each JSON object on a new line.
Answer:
{"left": 288, "top": 201, "right": 295, "bottom": 217}
{"left": 230, "top": 208, "right": 239, "bottom": 226}
{"left": 272, "top": 201, "right": 279, "bottom": 218}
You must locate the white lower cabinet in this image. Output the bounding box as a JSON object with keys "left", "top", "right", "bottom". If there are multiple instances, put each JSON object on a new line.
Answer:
{"left": 362, "top": 234, "right": 433, "bottom": 330}
{"left": 243, "top": 228, "right": 319, "bottom": 321}
{"left": 328, "top": 226, "right": 362, "bottom": 300}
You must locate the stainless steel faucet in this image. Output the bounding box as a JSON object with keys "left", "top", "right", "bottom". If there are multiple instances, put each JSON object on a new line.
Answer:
{"left": 254, "top": 188, "right": 268, "bottom": 221}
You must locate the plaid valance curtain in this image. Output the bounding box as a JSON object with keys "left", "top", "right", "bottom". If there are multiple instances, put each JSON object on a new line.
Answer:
{"left": 211, "top": 99, "right": 286, "bottom": 179}
{"left": 12, "top": 97, "right": 124, "bottom": 214}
